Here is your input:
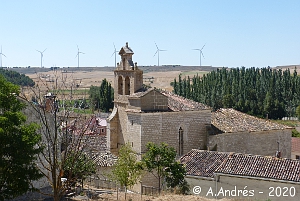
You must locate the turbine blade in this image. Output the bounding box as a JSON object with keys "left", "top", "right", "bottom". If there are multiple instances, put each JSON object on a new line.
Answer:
{"left": 201, "top": 44, "right": 206, "bottom": 51}
{"left": 42, "top": 48, "right": 47, "bottom": 53}
{"left": 153, "top": 50, "right": 158, "bottom": 57}
{"left": 192, "top": 49, "right": 200, "bottom": 51}
{"left": 160, "top": 49, "right": 167, "bottom": 51}
{"left": 155, "top": 42, "right": 159, "bottom": 50}
{"left": 201, "top": 51, "right": 205, "bottom": 58}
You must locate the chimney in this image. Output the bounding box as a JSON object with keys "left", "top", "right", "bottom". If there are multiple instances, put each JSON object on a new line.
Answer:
{"left": 126, "top": 42, "right": 128, "bottom": 47}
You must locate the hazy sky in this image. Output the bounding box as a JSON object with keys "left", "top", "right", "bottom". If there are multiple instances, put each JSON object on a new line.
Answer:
{"left": 1, "top": 0, "right": 299, "bottom": 68}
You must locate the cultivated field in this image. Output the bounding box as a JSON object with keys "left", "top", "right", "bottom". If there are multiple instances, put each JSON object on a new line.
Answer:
{"left": 23, "top": 66, "right": 214, "bottom": 96}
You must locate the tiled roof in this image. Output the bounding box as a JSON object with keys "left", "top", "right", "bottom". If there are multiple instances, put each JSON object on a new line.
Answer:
{"left": 180, "top": 149, "right": 300, "bottom": 182}
{"left": 161, "top": 91, "right": 211, "bottom": 111}
{"left": 180, "top": 149, "right": 231, "bottom": 178}
{"left": 292, "top": 137, "right": 300, "bottom": 153}
{"left": 212, "top": 108, "right": 288, "bottom": 133}
{"left": 129, "top": 89, "right": 210, "bottom": 111}
{"left": 216, "top": 153, "right": 300, "bottom": 182}
{"left": 90, "top": 152, "right": 118, "bottom": 167}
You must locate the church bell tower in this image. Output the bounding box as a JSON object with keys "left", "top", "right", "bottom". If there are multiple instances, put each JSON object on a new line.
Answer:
{"left": 114, "top": 42, "right": 143, "bottom": 101}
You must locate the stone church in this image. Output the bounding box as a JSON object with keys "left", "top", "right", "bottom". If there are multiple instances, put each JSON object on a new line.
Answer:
{"left": 107, "top": 42, "right": 292, "bottom": 161}
{"left": 107, "top": 42, "right": 212, "bottom": 157}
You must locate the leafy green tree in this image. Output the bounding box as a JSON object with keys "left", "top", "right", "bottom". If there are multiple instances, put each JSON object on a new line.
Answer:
{"left": 0, "top": 75, "right": 42, "bottom": 200}
{"left": 142, "top": 142, "right": 187, "bottom": 194}
{"left": 62, "top": 151, "right": 96, "bottom": 189}
{"left": 110, "top": 143, "right": 143, "bottom": 200}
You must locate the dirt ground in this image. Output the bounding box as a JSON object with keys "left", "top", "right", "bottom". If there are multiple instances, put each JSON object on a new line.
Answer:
{"left": 92, "top": 192, "right": 245, "bottom": 201}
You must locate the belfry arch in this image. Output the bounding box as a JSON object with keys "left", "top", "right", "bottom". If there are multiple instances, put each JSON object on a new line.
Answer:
{"left": 118, "top": 76, "right": 123, "bottom": 95}
{"left": 125, "top": 76, "right": 130, "bottom": 95}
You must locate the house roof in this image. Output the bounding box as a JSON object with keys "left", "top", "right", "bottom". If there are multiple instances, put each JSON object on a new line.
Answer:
{"left": 216, "top": 153, "right": 300, "bottom": 182}
{"left": 161, "top": 90, "right": 211, "bottom": 111}
{"left": 90, "top": 152, "right": 118, "bottom": 167}
{"left": 180, "top": 149, "right": 231, "bottom": 178}
{"left": 212, "top": 108, "right": 288, "bottom": 133}
{"left": 180, "top": 149, "right": 300, "bottom": 182}
{"left": 292, "top": 137, "right": 300, "bottom": 153}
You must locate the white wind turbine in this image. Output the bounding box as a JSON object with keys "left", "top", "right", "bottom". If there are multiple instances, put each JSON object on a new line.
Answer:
{"left": 0, "top": 46, "right": 6, "bottom": 67}
{"left": 36, "top": 48, "right": 47, "bottom": 68}
{"left": 75, "top": 45, "right": 85, "bottom": 68}
{"left": 193, "top": 44, "right": 206, "bottom": 66}
{"left": 153, "top": 42, "right": 166, "bottom": 67}
{"left": 111, "top": 43, "right": 118, "bottom": 67}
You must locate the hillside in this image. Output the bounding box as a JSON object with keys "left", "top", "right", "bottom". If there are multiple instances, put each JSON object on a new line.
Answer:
{"left": 0, "top": 68, "right": 35, "bottom": 86}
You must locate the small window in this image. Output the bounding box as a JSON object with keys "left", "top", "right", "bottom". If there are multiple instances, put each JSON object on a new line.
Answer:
{"left": 296, "top": 155, "right": 300, "bottom": 159}
{"left": 179, "top": 127, "right": 183, "bottom": 156}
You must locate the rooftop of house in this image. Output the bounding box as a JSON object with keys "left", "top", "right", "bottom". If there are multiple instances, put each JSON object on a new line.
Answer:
{"left": 292, "top": 137, "right": 300, "bottom": 153}
{"left": 180, "top": 149, "right": 300, "bottom": 182}
{"left": 212, "top": 108, "right": 289, "bottom": 133}
{"left": 90, "top": 152, "right": 118, "bottom": 167}
{"left": 161, "top": 90, "right": 211, "bottom": 111}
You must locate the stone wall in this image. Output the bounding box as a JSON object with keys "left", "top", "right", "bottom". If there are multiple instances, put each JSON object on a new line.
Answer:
{"left": 140, "top": 110, "right": 211, "bottom": 155}
{"left": 140, "top": 90, "right": 168, "bottom": 111}
{"left": 208, "top": 129, "right": 292, "bottom": 158}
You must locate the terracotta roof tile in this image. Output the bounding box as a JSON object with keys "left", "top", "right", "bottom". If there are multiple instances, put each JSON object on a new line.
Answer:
{"left": 216, "top": 153, "right": 300, "bottom": 182}
{"left": 212, "top": 108, "right": 288, "bottom": 133}
{"left": 180, "top": 149, "right": 300, "bottom": 182}
{"left": 160, "top": 90, "right": 211, "bottom": 111}
{"left": 90, "top": 152, "right": 118, "bottom": 167}
{"left": 180, "top": 149, "right": 231, "bottom": 177}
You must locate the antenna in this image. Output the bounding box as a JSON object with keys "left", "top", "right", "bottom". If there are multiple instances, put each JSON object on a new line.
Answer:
{"left": 153, "top": 42, "right": 166, "bottom": 67}
{"left": 75, "top": 45, "right": 85, "bottom": 68}
{"left": 111, "top": 43, "right": 118, "bottom": 68}
{"left": 193, "top": 44, "right": 206, "bottom": 66}
{"left": 36, "top": 48, "right": 47, "bottom": 68}
{"left": 0, "top": 46, "right": 7, "bottom": 68}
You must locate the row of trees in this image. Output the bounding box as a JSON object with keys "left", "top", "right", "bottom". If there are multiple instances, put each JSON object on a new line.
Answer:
{"left": 89, "top": 78, "right": 114, "bottom": 112}
{"left": 173, "top": 67, "right": 300, "bottom": 119}
{"left": 0, "top": 68, "right": 35, "bottom": 86}
{"left": 111, "top": 142, "right": 188, "bottom": 200}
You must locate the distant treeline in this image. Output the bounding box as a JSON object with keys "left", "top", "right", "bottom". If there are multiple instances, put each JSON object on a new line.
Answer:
{"left": 172, "top": 67, "right": 300, "bottom": 119}
{"left": 0, "top": 68, "right": 35, "bottom": 86}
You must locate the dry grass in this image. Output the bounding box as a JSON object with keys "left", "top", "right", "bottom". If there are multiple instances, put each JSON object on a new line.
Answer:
{"left": 96, "top": 192, "right": 250, "bottom": 201}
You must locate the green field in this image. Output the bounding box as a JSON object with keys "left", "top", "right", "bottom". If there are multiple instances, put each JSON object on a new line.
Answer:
{"left": 180, "top": 71, "right": 208, "bottom": 77}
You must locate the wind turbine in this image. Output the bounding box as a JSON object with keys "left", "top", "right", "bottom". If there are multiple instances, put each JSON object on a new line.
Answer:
{"left": 36, "top": 48, "right": 47, "bottom": 68}
{"left": 75, "top": 45, "right": 85, "bottom": 68}
{"left": 0, "top": 46, "right": 6, "bottom": 68}
{"left": 153, "top": 42, "right": 166, "bottom": 67}
{"left": 193, "top": 44, "right": 206, "bottom": 66}
{"left": 111, "top": 43, "right": 118, "bottom": 67}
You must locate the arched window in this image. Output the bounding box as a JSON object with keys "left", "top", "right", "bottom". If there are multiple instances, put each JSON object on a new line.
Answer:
{"left": 179, "top": 127, "right": 183, "bottom": 156}
{"left": 118, "top": 76, "right": 123, "bottom": 95}
{"left": 125, "top": 76, "right": 130, "bottom": 95}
